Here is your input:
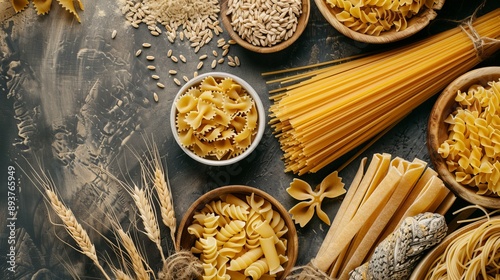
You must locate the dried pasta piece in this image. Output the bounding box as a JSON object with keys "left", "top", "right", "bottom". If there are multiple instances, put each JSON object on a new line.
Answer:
{"left": 287, "top": 171, "right": 346, "bottom": 227}
{"left": 57, "top": 0, "right": 84, "bottom": 23}
{"left": 33, "top": 0, "right": 52, "bottom": 15}
{"left": 10, "top": 0, "right": 29, "bottom": 13}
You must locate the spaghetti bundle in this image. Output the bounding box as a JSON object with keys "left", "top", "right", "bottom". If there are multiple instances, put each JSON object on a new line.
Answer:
{"left": 424, "top": 216, "right": 500, "bottom": 279}
{"left": 266, "top": 8, "right": 500, "bottom": 175}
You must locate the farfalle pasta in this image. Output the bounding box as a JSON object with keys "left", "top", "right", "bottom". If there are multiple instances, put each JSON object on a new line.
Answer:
{"left": 174, "top": 76, "right": 259, "bottom": 160}
{"left": 325, "top": 0, "right": 439, "bottom": 35}
{"left": 438, "top": 79, "right": 500, "bottom": 195}
{"left": 187, "top": 193, "right": 289, "bottom": 280}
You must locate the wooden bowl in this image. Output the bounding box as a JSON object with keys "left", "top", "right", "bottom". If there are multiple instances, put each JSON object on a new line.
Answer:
{"left": 427, "top": 67, "right": 500, "bottom": 209}
{"left": 409, "top": 216, "right": 500, "bottom": 279}
{"left": 220, "top": 0, "right": 310, "bottom": 53}
{"left": 314, "top": 0, "right": 445, "bottom": 44}
{"left": 176, "top": 185, "right": 298, "bottom": 279}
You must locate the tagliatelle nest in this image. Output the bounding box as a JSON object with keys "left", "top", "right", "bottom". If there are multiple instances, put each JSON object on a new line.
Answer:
{"left": 10, "top": 0, "right": 84, "bottom": 22}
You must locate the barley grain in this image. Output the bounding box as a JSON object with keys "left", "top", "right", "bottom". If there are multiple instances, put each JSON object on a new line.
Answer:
{"left": 111, "top": 30, "right": 117, "bottom": 39}
{"left": 218, "top": 58, "right": 224, "bottom": 64}
{"left": 147, "top": 65, "right": 156, "bottom": 70}
{"left": 153, "top": 92, "right": 159, "bottom": 102}
{"left": 151, "top": 75, "right": 160, "bottom": 80}
{"left": 174, "top": 78, "right": 181, "bottom": 86}
{"left": 228, "top": 61, "right": 236, "bottom": 67}
{"left": 171, "top": 55, "right": 178, "bottom": 63}
{"left": 179, "top": 54, "right": 186, "bottom": 63}
{"left": 167, "top": 49, "right": 173, "bottom": 57}
{"left": 146, "top": 55, "right": 155, "bottom": 61}
{"left": 212, "top": 50, "right": 218, "bottom": 57}
{"left": 199, "top": 54, "right": 208, "bottom": 60}
{"left": 211, "top": 59, "right": 217, "bottom": 69}
{"left": 183, "top": 75, "right": 189, "bottom": 82}
{"left": 135, "top": 49, "right": 142, "bottom": 57}
{"left": 157, "top": 82, "right": 165, "bottom": 89}
{"left": 197, "top": 61, "right": 203, "bottom": 70}
{"left": 235, "top": 56, "right": 240, "bottom": 66}
{"left": 169, "top": 70, "right": 177, "bottom": 75}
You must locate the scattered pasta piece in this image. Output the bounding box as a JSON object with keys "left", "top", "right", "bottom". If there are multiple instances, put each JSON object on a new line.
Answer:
{"left": 438, "top": 79, "right": 500, "bottom": 196}
{"left": 174, "top": 76, "right": 259, "bottom": 160}
{"left": 187, "top": 193, "right": 289, "bottom": 280}
{"left": 287, "top": 171, "right": 346, "bottom": 227}
{"left": 9, "top": 0, "right": 84, "bottom": 22}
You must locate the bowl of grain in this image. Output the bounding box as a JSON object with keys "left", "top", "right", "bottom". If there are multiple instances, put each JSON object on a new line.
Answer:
{"left": 427, "top": 67, "right": 500, "bottom": 209}
{"left": 170, "top": 72, "right": 265, "bottom": 166}
{"left": 315, "top": 0, "right": 445, "bottom": 44}
{"left": 176, "top": 185, "right": 298, "bottom": 280}
{"left": 220, "top": 0, "right": 310, "bottom": 53}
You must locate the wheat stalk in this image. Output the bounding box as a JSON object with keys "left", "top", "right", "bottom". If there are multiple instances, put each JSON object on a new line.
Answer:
{"left": 45, "top": 188, "right": 111, "bottom": 280}
{"left": 132, "top": 184, "right": 166, "bottom": 262}
{"left": 116, "top": 228, "right": 150, "bottom": 280}
{"left": 149, "top": 141, "right": 177, "bottom": 246}
{"left": 112, "top": 268, "right": 134, "bottom": 280}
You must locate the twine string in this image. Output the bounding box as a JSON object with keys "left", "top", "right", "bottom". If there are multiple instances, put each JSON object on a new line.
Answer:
{"left": 459, "top": 2, "right": 500, "bottom": 60}
{"left": 158, "top": 250, "right": 203, "bottom": 280}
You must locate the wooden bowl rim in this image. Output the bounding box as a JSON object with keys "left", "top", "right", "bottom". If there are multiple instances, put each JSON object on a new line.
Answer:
{"left": 427, "top": 66, "right": 500, "bottom": 209}
{"left": 175, "top": 185, "right": 299, "bottom": 280}
{"left": 314, "top": 0, "right": 445, "bottom": 44}
{"left": 410, "top": 215, "right": 500, "bottom": 279}
{"left": 220, "top": 0, "right": 311, "bottom": 53}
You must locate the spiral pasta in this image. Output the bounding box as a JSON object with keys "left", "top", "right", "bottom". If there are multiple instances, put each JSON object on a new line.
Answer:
{"left": 187, "top": 193, "right": 289, "bottom": 279}
{"left": 438, "top": 79, "right": 500, "bottom": 195}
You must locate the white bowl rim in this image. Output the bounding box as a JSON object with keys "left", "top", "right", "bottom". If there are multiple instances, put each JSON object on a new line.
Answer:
{"left": 170, "top": 72, "right": 266, "bottom": 166}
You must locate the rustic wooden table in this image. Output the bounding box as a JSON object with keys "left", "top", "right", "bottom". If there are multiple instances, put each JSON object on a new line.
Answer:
{"left": 0, "top": 0, "right": 498, "bottom": 278}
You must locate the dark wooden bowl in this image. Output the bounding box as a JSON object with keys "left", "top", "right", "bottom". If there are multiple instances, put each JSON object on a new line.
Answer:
{"left": 220, "top": 0, "right": 310, "bottom": 53}
{"left": 176, "top": 185, "right": 298, "bottom": 279}
{"left": 315, "top": 0, "right": 445, "bottom": 44}
{"left": 427, "top": 67, "right": 500, "bottom": 209}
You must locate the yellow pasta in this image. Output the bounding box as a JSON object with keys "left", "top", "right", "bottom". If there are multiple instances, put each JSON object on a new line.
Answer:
{"left": 264, "top": 9, "right": 500, "bottom": 175}
{"left": 187, "top": 193, "right": 290, "bottom": 279}
{"left": 438, "top": 79, "right": 500, "bottom": 195}
{"left": 174, "top": 76, "right": 259, "bottom": 160}
{"left": 425, "top": 217, "right": 500, "bottom": 279}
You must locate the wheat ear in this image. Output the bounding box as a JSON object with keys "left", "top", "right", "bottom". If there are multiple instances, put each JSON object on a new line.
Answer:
{"left": 112, "top": 268, "right": 134, "bottom": 280}
{"left": 45, "top": 189, "right": 111, "bottom": 280}
{"left": 116, "top": 228, "right": 150, "bottom": 280}
{"left": 132, "top": 184, "right": 166, "bottom": 262}
{"left": 152, "top": 158, "right": 177, "bottom": 246}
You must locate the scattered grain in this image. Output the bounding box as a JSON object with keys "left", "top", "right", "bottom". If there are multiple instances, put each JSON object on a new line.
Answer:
{"left": 157, "top": 82, "right": 165, "bottom": 89}
{"left": 111, "top": 29, "right": 117, "bottom": 39}
{"left": 199, "top": 54, "right": 208, "bottom": 60}
{"left": 167, "top": 49, "right": 173, "bottom": 57}
{"left": 151, "top": 75, "right": 160, "bottom": 80}
{"left": 197, "top": 61, "right": 204, "bottom": 70}
{"left": 174, "top": 78, "right": 181, "bottom": 86}
{"left": 179, "top": 54, "right": 186, "bottom": 63}
{"left": 169, "top": 70, "right": 177, "bottom": 75}
{"left": 211, "top": 59, "right": 217, "bottom": 69}
{"left": 171, "top": 56, "right": 178, "bottom": 63}
{"left": 147, "top": 65, "right": 156, "bottom": 70}
{"left": 135, "top": 49, "right": 142, "bottom": 57}
{"left": 153, "top": 92, "right": 159, "bottom": 102}
{"left": 212, "top": 50, "right": 218, "bottom": 57}
{"left": 183, "top": 75, "right": 189, "bottom": 82}
{"left": 142, "top": 43, "right": 152, "bottom": 48}
{"left": 228, "top": 61, "right": 236, "bottom": 67}
{"left": 146, "top": 55, "right": 155, "bottom": 61}
{"left": 235, "top": 56, "right": 240, "bottom": 66}
{"left": 218, "top": 58, "right": 224, "bottom": 64}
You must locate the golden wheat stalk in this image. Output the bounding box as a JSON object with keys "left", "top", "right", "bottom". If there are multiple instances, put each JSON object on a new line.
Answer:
{"left": 149, "top": 142, "right": 177, "bottom": 246}
{"left": 132, "top": 184, "right": 166, "bottom": 262}
{"left": 116, "top": 228, "right": 150, "bottom": 280}
{"left": 45, "top": 188, "right": 111, "bottom": 280}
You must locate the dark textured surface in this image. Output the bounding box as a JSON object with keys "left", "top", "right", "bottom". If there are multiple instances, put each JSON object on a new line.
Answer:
{"left": 0, "top": 0, "right": 498, "bottom": 278}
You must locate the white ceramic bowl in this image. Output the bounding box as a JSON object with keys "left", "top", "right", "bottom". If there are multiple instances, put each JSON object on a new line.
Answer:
{"left": 170, "top": 72, "right": 265, "bottom": 166}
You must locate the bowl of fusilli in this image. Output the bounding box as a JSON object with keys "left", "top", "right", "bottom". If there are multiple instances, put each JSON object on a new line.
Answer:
{"left": 176, "top": 185, "right": 298, "bottom": 280}
{"left": 315, "top": 0, "right": 445, "bottom": 43}
{"left": 427, "top": 67, "right": 500, "bottom": 209}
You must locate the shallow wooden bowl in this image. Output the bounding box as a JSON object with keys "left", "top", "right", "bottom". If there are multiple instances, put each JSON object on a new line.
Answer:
{"left": 176, "top": 185, "right": 298, "bottom": 279}
{"left": 427, "top": 67, "right": 500, "bottom": 209}
{"left": 410, "top": 216, "right": 500, "bottom": 279}
{"left": 220, "top": 0, "right": 310, "bottom": 53}
{"left": 314, "top": 0, "right": 445, "bottom": 44}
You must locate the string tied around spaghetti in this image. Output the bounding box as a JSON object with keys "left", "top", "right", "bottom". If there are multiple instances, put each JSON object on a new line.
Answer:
{"left": 459, "top": 3, "right": 500, "bottom": 60}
